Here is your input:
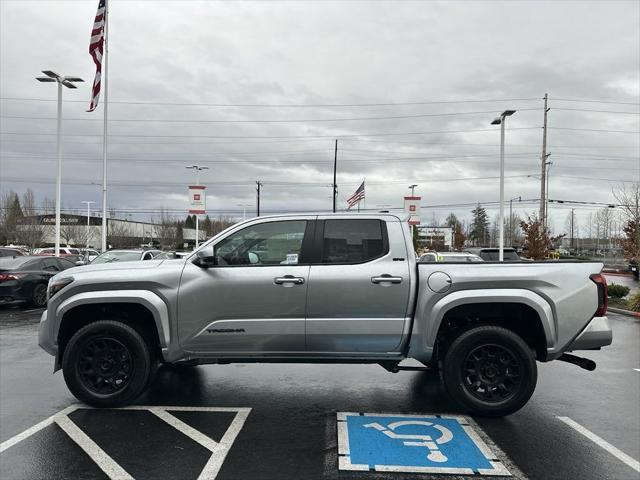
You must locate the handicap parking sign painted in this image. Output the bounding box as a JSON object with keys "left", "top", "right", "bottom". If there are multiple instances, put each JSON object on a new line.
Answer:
{"left": 337, "top": 412, "right": 511, "bottom": 476}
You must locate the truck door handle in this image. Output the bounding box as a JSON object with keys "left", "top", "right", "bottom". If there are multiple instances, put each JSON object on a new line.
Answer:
{"left": 274, "top": 275, "right": 305, "bottom": 285}
{"left": 371, "top": 274, "right": 403, "bottom": 284}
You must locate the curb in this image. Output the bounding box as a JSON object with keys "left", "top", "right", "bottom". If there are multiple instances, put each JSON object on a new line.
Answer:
{"left": 608, "top": 306, "right": 640, "bottom": 318}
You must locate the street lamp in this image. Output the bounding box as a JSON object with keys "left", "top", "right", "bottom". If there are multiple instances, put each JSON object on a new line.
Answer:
{"left": 508, "top": 196, "right": 521, "bottom": 246}
{"left": 490, "top": 109, "right": 516, "bottom": 262}
{"left": 36, "top": 71, "right": 83, "bottom": 257}
{"left": 408, "top": 184, "right": 418, "bottom": 196}
{"left": 237, "top": 203, "right": 252, "bottom": 220}
{"left": 81, "top": 201, "right": 95, "bottom": 248}
{"left": 186, "top": 165, "right": 209, "bottom": 248}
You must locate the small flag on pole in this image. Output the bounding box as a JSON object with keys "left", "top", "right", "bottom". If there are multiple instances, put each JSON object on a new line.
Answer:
{"left": 347, "top": 181, "right": 365, "bottom": 210}
{"left": 87, "top": 0, "right": 106, "bottom": 112}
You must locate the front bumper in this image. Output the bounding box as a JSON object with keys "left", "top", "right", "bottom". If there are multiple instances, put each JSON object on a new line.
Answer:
{"left": 38, "top": 309, "right": 57, "bottom": 356}
{"left": 567, "top": 316, "right": 612, "bottom": 351}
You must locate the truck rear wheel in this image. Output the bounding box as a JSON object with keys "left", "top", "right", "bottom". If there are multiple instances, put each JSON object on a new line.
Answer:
{"left": 441, "top": 325, "right": 537, "bottom": 417}
{"left": 62, "top": 320, "right": 152, "bottom": 407}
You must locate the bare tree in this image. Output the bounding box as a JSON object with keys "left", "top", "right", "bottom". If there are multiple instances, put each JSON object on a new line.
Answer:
{"left": 614, "top": 182, "right": 640, "bottom": 261}
{"left": 152, "top": 208, "right": 178, "bottom": 249}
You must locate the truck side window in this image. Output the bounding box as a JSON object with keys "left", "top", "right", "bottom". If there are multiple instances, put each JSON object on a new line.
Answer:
{"left": 322, "top": 219, "right": 386, "bottom": 264}
{"left": 214, "top": 220, "right": 307, "bottom": 266}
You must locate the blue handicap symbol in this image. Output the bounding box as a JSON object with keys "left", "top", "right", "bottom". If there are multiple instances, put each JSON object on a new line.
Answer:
{"left": 343, "top": 414, "right": 496, "bottom": 472}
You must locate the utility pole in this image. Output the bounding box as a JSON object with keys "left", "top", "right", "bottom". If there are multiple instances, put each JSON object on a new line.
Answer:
{"left": 540, "top": 93, "right": 550, "bottom": 224}
{"left": 509, "top": 196, "right": 521, "bottom": 246}
{"left": 256, "top": 181, "right": 263, "bottom": 217}
{"left": 570, "top": 208, "right": 575, "bottom": 250}
{"left": 332, "top": 139, "right": 338, "bottom": 213}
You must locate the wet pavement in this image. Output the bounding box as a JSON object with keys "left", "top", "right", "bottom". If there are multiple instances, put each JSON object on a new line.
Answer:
{"left": 1, "top": 306, "right": 639, "bottom": 480}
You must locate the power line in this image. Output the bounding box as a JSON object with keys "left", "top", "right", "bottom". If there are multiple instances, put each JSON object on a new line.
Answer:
{"left": 0, "top": 126, "right": 542, "bottom": 139}
{"left": 553, "top": 107, "right": 640, "bottom": 115}
{"left": 2, "top": 137, "right": 637, "bottom": 149}
{"left": 0, "top": 109, "right": 541, "bottom": 123}
{"left": 552, "top": 97, "right": 640, "bottom": 106}
{"left": 0, "top": 96, "right": 542, "bottom": 107}
{"left": 547, "top": 127, "right": 639, "bottom": 134}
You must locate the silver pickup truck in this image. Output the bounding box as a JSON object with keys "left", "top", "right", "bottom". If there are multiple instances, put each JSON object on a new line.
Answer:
{"left": 39, "top": 213, "right": 612, "bottom": 416}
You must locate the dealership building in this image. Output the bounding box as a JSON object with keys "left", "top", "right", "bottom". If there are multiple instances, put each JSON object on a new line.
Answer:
{"left": 17, "top": 214, "right": 205, "bottom": 249}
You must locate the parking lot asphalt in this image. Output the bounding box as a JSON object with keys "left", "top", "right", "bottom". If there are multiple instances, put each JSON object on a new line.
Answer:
{"left": 1, "top": 306, "right": 639, "bottom": 480}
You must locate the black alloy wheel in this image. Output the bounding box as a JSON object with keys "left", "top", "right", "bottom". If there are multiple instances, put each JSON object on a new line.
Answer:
{"left": 62, "top": 320, "right": 152, "bottom": 407}
{"left": 462, "top": 343, "right": 522, "bottom": 403}
{"left": 441, "top": 325, "right": 537, "bottom": 417}
{"left": 31, "top": 283, "right": 47, "bottom": 307}
{"left": 78, "top": 337, "right": 133, "bottom": 394}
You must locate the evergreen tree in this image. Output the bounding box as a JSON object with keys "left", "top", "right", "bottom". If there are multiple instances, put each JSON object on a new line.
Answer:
{"left": 469, "top": 204, "right": 489, "bottom": 247}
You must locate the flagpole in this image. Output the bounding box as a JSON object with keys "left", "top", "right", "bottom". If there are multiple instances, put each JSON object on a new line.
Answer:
{"left": 101, "top": 0, "right": 109, "bottom": 252}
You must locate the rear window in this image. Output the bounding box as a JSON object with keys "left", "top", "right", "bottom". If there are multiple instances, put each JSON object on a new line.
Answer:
{"left": 92, "top": 251, "right": 142, "bottom": 264}
{"left": 322, "top": 219, "right": 386, "bottom": 264}
{"left": 0, "top": 257, "right": 40, "bottom": 270}
{"left": 480, "top": 250, "right": 520, "bottom": 261}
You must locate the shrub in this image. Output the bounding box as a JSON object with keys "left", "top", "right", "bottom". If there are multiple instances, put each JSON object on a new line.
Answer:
{"left": 627, "top": 291, "right": 640, "bottom": 312}
{"left": 608, "top": 284, "right": 631, "bottom": 299}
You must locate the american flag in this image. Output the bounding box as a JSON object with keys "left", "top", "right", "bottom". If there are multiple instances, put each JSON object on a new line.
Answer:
{"left": 346, "top": 181, "right": 365, "bottom": 209}
{"left": 87, "top": 0, "right": 106, "bottom": 112}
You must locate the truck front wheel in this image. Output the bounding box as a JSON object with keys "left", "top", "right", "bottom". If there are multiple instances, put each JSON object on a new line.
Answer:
{"left": 441, "top": 325, "right": 537, "bottom": 417}
{"left": 62, "top": 320, "right": 152, "bottom": 407}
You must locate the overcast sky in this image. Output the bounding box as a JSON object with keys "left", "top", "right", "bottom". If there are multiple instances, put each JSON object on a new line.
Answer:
{"left": 1, "top": 0, "right": 638, "bottom": 234}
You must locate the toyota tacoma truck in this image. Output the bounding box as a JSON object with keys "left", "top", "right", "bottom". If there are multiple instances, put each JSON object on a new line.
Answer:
{"left": 38, "top": 214, "right": 612, "bottom": 416}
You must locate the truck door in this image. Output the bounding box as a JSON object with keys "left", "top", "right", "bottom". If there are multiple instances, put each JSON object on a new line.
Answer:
{"left": 178, "top": 219, "right": 313, "bottom": 354}
{"left": 305, "top": 217, "right": 412, "bottom": 353}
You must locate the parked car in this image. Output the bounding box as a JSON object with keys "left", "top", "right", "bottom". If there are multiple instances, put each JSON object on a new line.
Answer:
{"left": 40, "top": 214, "right": 611, "bottom": 417}
{"left": 465, "top": 247, "right": 522, "bottom": 261}
{"left": 0, "top": 247, "right": 25, "bottom": 258}
{"left": 35, "top": 247, "right": 82, "bottom": 256}
{"left": 419, "top": 252, "right": 483, "bottom": 263}
{"left": 81, "top": 249, "right": 101, "bottom": 263}
{"left": 0, "top": 256, "right": 76, "bottom": 307}
{"left": 91, "top": 249, "right": 162, "bottom": 264}
{"left": 629, "top": 260, "right": 639, "bottom": 281}
{"left": 154, "top": 251, "right": 191, "bottom": 260}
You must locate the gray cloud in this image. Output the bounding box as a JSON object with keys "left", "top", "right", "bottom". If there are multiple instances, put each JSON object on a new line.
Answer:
{"left": 0, "top": 0, "right": 638, "bottom": 233}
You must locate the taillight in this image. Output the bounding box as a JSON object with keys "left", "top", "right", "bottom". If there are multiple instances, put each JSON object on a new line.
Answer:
{"left": 0, "top": 273, "right": 25, "bottom": 283}
{"left": 590, "top": 273, "right": 608, "bottom": 316}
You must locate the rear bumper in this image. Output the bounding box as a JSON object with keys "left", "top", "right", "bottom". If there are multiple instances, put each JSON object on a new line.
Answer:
{"left": 567, "top": 316, "right": 612, "bottom": 351}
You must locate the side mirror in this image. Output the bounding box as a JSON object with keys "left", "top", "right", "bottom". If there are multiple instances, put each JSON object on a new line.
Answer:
{"left": 75, "top": 260, "right": 85, "bottom": 266}
{"left": 193, "top": 255, "right": 217, "bottom": 268}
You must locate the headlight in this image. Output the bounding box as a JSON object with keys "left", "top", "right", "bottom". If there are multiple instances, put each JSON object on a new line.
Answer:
{"left": 48, "top": 277, "right": 74, "bottom": 300}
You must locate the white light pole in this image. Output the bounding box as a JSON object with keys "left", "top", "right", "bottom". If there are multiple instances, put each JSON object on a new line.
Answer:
{"left": 36, "top": 71, "right": 83, "bottom": 257}
{"left": 237, "top": 203, "right": 251, "bottom": 220}
{"left": 186, "top": 165, "right": 209, "bottom": 249}
{"left": 491, "top": 110, "right": 516, "bottom": 262}
{"left": 81, "top": 201, "right": 96, "bottom": 247}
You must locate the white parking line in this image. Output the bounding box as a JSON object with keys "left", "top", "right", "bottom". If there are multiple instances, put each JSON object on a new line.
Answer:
{"left": 149, "top": 407, "right": 219, "bottom": 452}
{"left": 0, "top": 404, "right": 251, "bottom": 480}
{"left": 557, "top": 416, "right": 640, "bottom": 473}
{"left": 55, "top": 415, "right": 134, "bottom": 480}
{"left": 0, "top": 405, "right": 79, "bottom": 454}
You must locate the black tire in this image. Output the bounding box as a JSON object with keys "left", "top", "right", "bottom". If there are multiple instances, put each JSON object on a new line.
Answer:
{"left": 62, "top": 320, "right": 151, "bottom": 407}
{"left": 441, "top": 325, "right": 537, "bottom": 417}
{"left": 31, "top": 283, "right": 47, "bottom": 308}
